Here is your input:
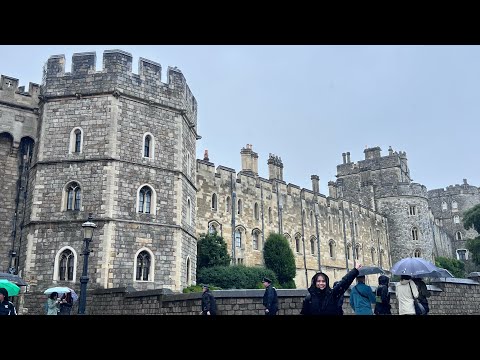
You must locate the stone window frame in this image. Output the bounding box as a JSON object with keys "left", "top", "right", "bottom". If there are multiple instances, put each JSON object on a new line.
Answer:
{"left": 69, "top": 127, "right": 84, "bottom": 154}
{"left": 235, "top": 225, "right": 246, "bottom": 249}
{"left": 441, "top": 201, "right": 448, "bottom": 211}
{"left": 310, "top": 236, "right": 316, "bottom": 255}
{"left": 456, "top": 248, "right": 468, "bottom": 261}
{"left": 208, "top": 220, "right": 221, "bottom": 236}
{"left": 134, "top": 247, "right": 155, "bottom": 283}
{"left": 453, "top": 215, "right": 460, "bottom": 224}
{"left": 237, "top": 198, "right": 242, "bottom": 215}
{"left": 328, "top": 239, "right": 336, "bottom": 259}
{"left": 413, "top": 248, "right": 421, "bottom": 258}
{"left": 142, "top": 132, "right": 155, "bottom": 160}
{"left": 187, "top": 197, "right": 192, "bottom": 226}
{"left": 53, "top": 246, "right": 78, "bottom": 282}
{"left": 346, "top": 242, "right": 352, "bottom": 260}
{"left": 456, "top": 231, "right": 463, "bottom": 240}
{"left": 310, "top": 210, "right": 314, "bottom": 227}
{"left": 226, "top": 196, "right": 231, "bottom": 213}
{"left": 61, "top": 181, "right": 82, "bottom": 212}
{"left": 252, "top": 228, "right": 262, "bottom": 251}
{"left": 186, "top": 152, "right": 191, "bottom": 178}
{"left": 411, "top": 226, "right": 419, "bottom": 241}
{"left": 354, "top": 243, "right": 362, "bottom": 261}
{"left": 294, "top": 233, "right": 302, "bottom": 254}
{"left": 452, "top": 201, "right": 458, "bottom": 210}
{"left": 268, "top": 207, "right": 272, "bottom": 224}
{"left": 136, "top": 184, "right": 157, "bottom": 215}
{"left": 284, "top": 233, "right": 292, "bottom": 249}
{"left": 408, "top": 205, "right": 417, "bottom": 216}
{"left": 370, "top": 247, "right": 376, "bottom": 264}
{"left": 254, "top": 202, "right": 259, "bottom": 220}
{"left": 186, "top": 256, "right": 191, "bottom": 286}
{"left": 211, "top": 193, "right": 218, "bottom": 211}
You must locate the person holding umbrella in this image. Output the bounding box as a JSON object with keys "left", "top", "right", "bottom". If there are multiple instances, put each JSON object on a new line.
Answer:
{"left": 395, "top": 275, "right": 419, "bottom": 315}
{"left": 59, "top": 292, "right": 73, "bottom": 315}
{"left": 412, "top": 277, "right": 431, "bottom": 314}
{"left": 46, "top": 292, "right": 61, "bottom": 315}
{"left": 0, "top": 288, "right": 16, "bottom": 315}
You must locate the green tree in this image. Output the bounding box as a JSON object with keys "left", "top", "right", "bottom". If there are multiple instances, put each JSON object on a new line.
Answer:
{"left": 263, "top": 232, "right": 296, "bottom": 288}
{"left": 197, "top": 232, "right": 231, "bottom": 269}
{"left": 463, "top": 204, "right": 480, "bottom": 266}
{"left": 435, "top": 256, "right": 465, "bottom": 278}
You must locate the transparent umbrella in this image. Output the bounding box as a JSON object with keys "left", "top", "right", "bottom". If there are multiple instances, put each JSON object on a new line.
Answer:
{"left": 412, "top": 268, "right": 454, "bottom": 279}
{"left": 391, "top": 257, "right": 440, "bottom": 276}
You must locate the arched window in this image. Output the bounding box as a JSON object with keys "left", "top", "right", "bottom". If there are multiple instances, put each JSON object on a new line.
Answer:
{"left": 371, "top": 248, "right": 376, "bottom": 263}
{"left": 187, "top": 198, "right": 191, "bottom": 226}
{"left": 235, "top": 229, "right": 242, "bottom": 248}
{"left": 414, "top": 249, "right": 421, "bottom": 258}
{"left": 370, "top": 228, "right": 373, "bottom": 241}
{"left": 452, "top": 201, "right": 458, "bottom": 210}
{"left": 211, "top": 193, "right": 217, "bottom": 211}
{"left": 310, "top": 211, "right": 314, "bottom": 227}
{"left": 254, "top": 202, "right": 259, "bottom": 220}
{"left": 310, "top": 237, "right": 316, "bottom": 255}
{"left": 268, "top": 207, "right": 272, "bottom": 224}
{"left": 355, "top": 245, "right": 361, "bottom": 260}
{"left": 442, "top": 201, "right": 448, "bottom": 210}
{"left": 454, "top": 215, "right": 460, "bottom": 224}
{"left": 142, "top": 133, "right": 155, "bottom": 159}
{"left": 69, "top": 127, "right": 83, "bottom": 154}
{"left": 253, "top": 231, "right": 259, "bottom": 250}
{"left": 226, "top": 196, "right": 231, "bottom": 213}
{"left": 284, "top": 233, "right": 292, "bottom": 248}
{"left": 412, "top": 227, "right": 419, "bottom": 241}
{"left": 59, "top": 249, "right": 74, "bottom": 281}
{"left": 138, "top": 186, "right": 152, "bottom": 214}
{"left": 136, "top": 250, "right": 151, "bottom": 281}
{"left": 456, "top": 231, "right": 463, "bottom": 240}
{"left": 66, "top": 182, "right": 81, "bottom": 211}
{"left": 295, "top": 235, "right": 301, "bottom": 253}
{"left": 354, "top": 222, "right": 358, "bottom": 236}
{"left": 237, "top": 199, "right": 242, "bottom": 215}
{"left": 329, "top": 240, "right": 335, "bottom": 258}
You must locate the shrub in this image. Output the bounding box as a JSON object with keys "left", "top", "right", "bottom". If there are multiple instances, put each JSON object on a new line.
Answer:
{"left": 263, "top": 232, "right": 296, "bottom": 288}
{"left": 197, "top": 265, "right": 277, "bottom": 289}
{"left": 197, "top": 232, "right": 231, "bottom": 269}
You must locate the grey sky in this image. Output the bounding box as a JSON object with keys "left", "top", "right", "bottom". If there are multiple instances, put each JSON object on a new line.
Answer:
{"left": 1, "top": 45, "right": 477, "bottom": 194}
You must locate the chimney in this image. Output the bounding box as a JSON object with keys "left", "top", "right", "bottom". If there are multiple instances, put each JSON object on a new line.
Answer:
{"left": 241, "top": 144, "right": 253, "bottom": 174}
{"left": 311, "top": 175, "right": 319, "bottom": 194}
{"left": 342, "top": 152, "right": 346, "bottom": 164}
{"left": 268, "top": 153, "right": 283, "bottom": 181}
{"left": 388, "top": 146, "right": 393, "bottom": 156}
{"left": 203, "top": 149, "right": 209, "bottom": 161}
{"left": 328, "top": 181, "right": 337, "bottom": 198}
{"left": 252, "top": 151, "right": 259, "bottom": 176}
{"left": 346, "top": 152, "right": 351, "bottom": 163}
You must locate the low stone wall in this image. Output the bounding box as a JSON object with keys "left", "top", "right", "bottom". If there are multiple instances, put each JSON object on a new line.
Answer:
{"left": 18, "top": 277, "right": 480, "bottom": 315}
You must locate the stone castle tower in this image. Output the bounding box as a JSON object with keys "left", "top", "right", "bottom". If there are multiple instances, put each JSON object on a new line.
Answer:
{"left": 1, "top": 50, "right": 199, "bottom": 293}
{"left": 331, "top": 146, "right": 453, "bottom": 265}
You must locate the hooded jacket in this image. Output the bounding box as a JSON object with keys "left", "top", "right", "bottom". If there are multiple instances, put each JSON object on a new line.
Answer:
{"left": 301, "top": 267, "right": 359, "bottom": 315}
{"left": 374, "top": 275, "right": 391, "bottom": 315}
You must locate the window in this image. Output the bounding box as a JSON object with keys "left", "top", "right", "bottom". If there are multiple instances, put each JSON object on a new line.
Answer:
{"left": 142, "top": 133, "right": 155, "bottom": 159}
{"left": 268, "top": 207, "right": 272, "bottom": 224}
{"left": 355, "top": 245, "right": 360, "bottom": 260}
{"left": 187, "top": 198, "right": 191, "bottom": 226}
{"left": 310, "top": 211, "right": 314, "bottom": 227}
{"left": 237, "top": 258, "right": 244, "bottom": 265}
{"left": 226, "top": 196, "right": 231, "bottom": 213}
{"left": 59, "top": 249, "right": 74, "bottom": 281}
{"left": 354, "top": 222, "right": 358, "bottom": 236}
{"left": 456, "top": 249, "right": 467, "bottom": 261}
{"left": 186, "top": 257, "right": 191, "bottom": 285}
{"left": 412, "top": 227, "right": 419, "bottom": 241}
{"left": 253, "top": 231, "right": 259, "bottom": 250}
{"left": 69, "top": 127, "right": 83, "bottom": 154}
{"left": 136, "top": 250, "right": 151, "bottom": 281}
{"left": 347, "top": 244, "right": 351, "bottom": 260}
{"left": 338, "top": 218, "right": 342, "bottom": 233}
{"left": 329, "top": 240, "right": 335, "bottom": 258}
{"left": 409, "top": 205, "right": 417, "bottom": 216}
{"left": 237, "top": 199, "right": 242, "bottom": 215}
{"left": 209, "top": 223, "right": 217, "bottom": 235}
{"left": 295, "top": 235, "right": 301, "bottom": 253}
{"left": 456, "top": 231, "right": 463, "bottom": 240}
{"left": 211, "top": 193, "right": 217, "bottom": 211}
{"left": 414, "top": 249, "right": 421, "bottom": 258}
{"left": 453, "top": 215, "right": 460, "bottom": 224}
{"left": 254, "top": 202, "right": 259, "bottom": 220}
{"left": 310, "top": 237, "right": 315, "bottom": 255}
{"left": 235, "top": 229, "right": 242, "bottom": 248}
{"left": 138, "top": 186, "right": 152, "bottom": 214}
{"left": 452, "top": 201, "right": 458, "bottom": 210}
{"left": 66, "top": 182, "right": 81, "bottom": 211}
{"left": 442, "top": 201, "right": 447, "bottom": 210}
{"left": 371, "top": 248, "right": 375, "bottom": 263}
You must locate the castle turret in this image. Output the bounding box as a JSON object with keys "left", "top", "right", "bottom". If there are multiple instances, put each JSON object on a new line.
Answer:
{"left": 364, "top": 146, "right": 382, "bottom": 160}
{"left": 268, "top": 153, "right": 283, "bottom": 181}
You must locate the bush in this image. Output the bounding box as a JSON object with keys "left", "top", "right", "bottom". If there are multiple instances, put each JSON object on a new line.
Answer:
{"left": 435, "top": 256, "right": 465, "bottom": 278}
{"left": 183, "top": 284, "right": 222, "bottom": 293}
{"left": 197, "top": 232, "right": 231, "bottom": 269}
{"left": 263, "top": 232, "right": 296, "bottom": 288}
{"left": 197, "top": 265, "right": 278, "bottom": 289}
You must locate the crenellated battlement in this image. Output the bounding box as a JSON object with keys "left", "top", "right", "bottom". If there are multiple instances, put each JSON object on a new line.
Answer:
{"left": 43, "top": 50, "right": 197, "bottom": 126}
{"left": 0, "top": 75, "right": 40, "bottom": 104}
{"left": 428, "top": 180, "right": 479, "bottom": 197}
{"left": 375, "top": 182, "right": 428, "bottom": 199}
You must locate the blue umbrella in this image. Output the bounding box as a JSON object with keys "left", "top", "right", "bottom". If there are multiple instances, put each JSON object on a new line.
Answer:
{"left": 391, "top": 257, "right": 440, "bottom": 276}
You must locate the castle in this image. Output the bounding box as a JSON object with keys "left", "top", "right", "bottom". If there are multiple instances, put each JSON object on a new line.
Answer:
{"left": 0, "top": 50, "right": 478, "bottom": 307}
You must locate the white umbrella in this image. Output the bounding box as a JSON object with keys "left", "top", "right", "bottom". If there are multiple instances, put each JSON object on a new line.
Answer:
{"left": 44, "top": 286, "right": 78, "bottom": 301}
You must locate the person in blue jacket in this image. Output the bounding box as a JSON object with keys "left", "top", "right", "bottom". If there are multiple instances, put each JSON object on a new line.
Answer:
{"left": 350, "top": 275, "right": 376, "bottom": 315}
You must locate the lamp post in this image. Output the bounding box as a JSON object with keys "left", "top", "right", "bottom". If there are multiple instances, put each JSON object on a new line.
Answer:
{"left": 78, "top": 213, "right": 97, "bottom": 315}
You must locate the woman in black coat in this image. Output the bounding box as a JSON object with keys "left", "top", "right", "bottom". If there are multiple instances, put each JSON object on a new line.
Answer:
{"left": 301, "top": 263, "right": 361, "bottom": 315}
{"left": 374, "top": 275, "right": 391, "bottom": 315}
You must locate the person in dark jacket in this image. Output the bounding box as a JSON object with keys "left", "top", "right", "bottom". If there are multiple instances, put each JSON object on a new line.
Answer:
{"left": 201, "top": 285, "right": 217, "bottom": 315}
{"left": 59, "top": 292, "right": 73, "bottom": 315}
{"left": 0, "top": 288, "right": 17, "bottom": 315}
{"left": 301, "top": 263, "right": 362, "bottom": 315}
{"left": 412, "top": 277, "right": 431, "bottom": 314}
{"left": 374, "top": 275, "right": 391, "bottom": 315}
{"left": 333, "top": 281, "right": 344, "bottom": 315}
{"left": 262, "top": 277, "right": 278, "bottom": 315}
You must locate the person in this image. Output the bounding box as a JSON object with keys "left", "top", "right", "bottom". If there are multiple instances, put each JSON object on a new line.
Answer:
{"left": 412, "top": 277, "right": 431, "bottom": 314}
{"left": 333, "top": 281, "right": 344, "bottom": 315}
{"left": 350, "top": 274, "right": 376, "bottom": 315}
{"left": 262, "top": 277, "right": 278, "bottom": 315}
{"left": 374, "top": 275, "right": 391, "bottom": 315}
{"left": 59, "top": 292, "right": 73, "bottom": 315}
{"left": 0, "top": 288, "right": 17, "bottom": 315}
{"left": 46, "top": 291, "right": 60, "bottom": 315}
{"left": 301, "top": 263, "right": 362, "bottom": 315}
{"left": 395, "top": 274, "right": 418, "bottom": 315}
{"left": 201, "top": 285, "right": 217, "bottom": 315}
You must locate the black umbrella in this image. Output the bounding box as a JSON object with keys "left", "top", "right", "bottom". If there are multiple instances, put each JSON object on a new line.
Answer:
{"left": 0, "top": 272, "right": 28, "bottom": 286}
{"left": 357, "top": 266, "right": 385, "bottom": 277}
{"left": 412, "top": 268, "right": 454, "bottom": 279}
